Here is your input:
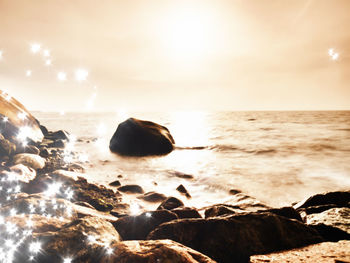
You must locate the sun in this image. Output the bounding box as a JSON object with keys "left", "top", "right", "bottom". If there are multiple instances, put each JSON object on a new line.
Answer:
{"left": 161, "top": 6, "right": 217, "bottom": 62}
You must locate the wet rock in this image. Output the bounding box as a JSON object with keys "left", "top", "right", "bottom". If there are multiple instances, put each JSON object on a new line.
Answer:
{"left": 0, "top": 91, "right": 44, "bottom": 143}
{"left": 176, "top": 184, "right": 191, "bottom": 198}
{"left": 148, "top": 212, "right": 323, "bottom": 263}
{"left": 158, "top": 196, "right": 184, "bottom": 210}
{"left": 172, "top": 207, "right": 202, "bottom": 219}
{"left": 0, "top": 134, "right": 16, "bottom": 157}
{"left": 109, "top": 180, "right": 121, "bottom": 187}
{"left": 113, "top": 210, "right": 178, "bottom": 240}
{"left": 251, "top": 240, "right": 350, "bottom": 263}
{"left": 118, "top": 184, "right": 144, "bottom": 194}
{"left": 137, "top": 191, "right": 167, "bottom": 202}
{"left": 306, "top": 207, "right": 350, "bottom": 234}
{"left": 109, "top": 117, "right": 175, "bottom": 156}
{"left": 294, "top": 191, "right": 350, "bottom": 210}
{"left": 13, "top": 153, "right": 46, "bottom": 170}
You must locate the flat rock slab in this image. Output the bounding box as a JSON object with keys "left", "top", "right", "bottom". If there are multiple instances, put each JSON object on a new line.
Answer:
{"left": 307, "top": 207, "right": 350, "bottom": 234}
{"left": 251, "top": 240, "right": 350, "bottom": 263}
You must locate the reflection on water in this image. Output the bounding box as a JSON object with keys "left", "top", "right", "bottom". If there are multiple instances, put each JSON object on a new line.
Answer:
{"left": 168, "top": 111, "right": 210, "bottom": 147}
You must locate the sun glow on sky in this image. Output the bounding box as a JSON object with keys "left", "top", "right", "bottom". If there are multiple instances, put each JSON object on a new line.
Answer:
{"left": 160, "top": 4, "right": 223, "bottom": 64}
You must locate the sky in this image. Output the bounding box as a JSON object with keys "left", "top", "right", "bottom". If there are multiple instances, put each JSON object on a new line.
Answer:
{"left": 0, "top": 0, "right": 349, "bottom": 111}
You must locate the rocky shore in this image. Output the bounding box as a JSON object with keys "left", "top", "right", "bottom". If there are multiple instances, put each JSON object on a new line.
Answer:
{"left": 1, "top": 91, "right": 350, "bottom": 262}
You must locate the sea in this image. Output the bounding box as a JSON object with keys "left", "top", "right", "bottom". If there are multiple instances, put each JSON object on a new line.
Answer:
{"left": 34, "top": 111, "right": 350, "bottom": 208}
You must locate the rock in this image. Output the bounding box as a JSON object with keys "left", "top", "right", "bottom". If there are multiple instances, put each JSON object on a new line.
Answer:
{"left": 222, "top": 193, "right": 270, "bottom": 212}
{"left": 110, "top": 203, "right": 131, "bottom": 217}
{"left": 137, "top": 191, "right": 167, "bottom": 202}
{"left": 48, "top": 139, "right": 66, "bottom": 148}
{"left": 113, "top": 210, "right": 178, "bottom": 240}
{"left": 22, "top": 145, "right": 40, "bottom": 154}
{"left": 204, "top": 205, "right": 302, "bottom": 221}
{"left": 251, "top": 240, "right": 350, "bottom": 263}
{"left": 176, "top": 184, "right": 191, "bottom": 198}
{"left": 101, "top": 239, "right": 217, "bottom": 263}
{"left": 0, "top": 133, "right": 16, "bottom": 157}
{"left": 6, "top": 164, "right": 36, "bottom": 183}
{"left": 204, "top": 204, "right": 239, "bottom": 218}
{"left": 0, "top": 91, "right": 44, "bottom": 143}
{"left": 109, "top": 180, "right": 121, "bottom": 187}
{"left": 25, "top": 216, "right": 121, "bottom": 262}
{"left": 13, "top": 153, "right": 46, "bottom": 169}
{"left": 47, "top": 130, "right": 70, "bottom": 141}
{"left": 39, "top": 124, "right": 49, "bottom": 136}
{"left": 306, "top": 207, "right": 350, "bottom": 234}
{"left": 310, "top": 223, "right": 350, "bottom": 242}
{"left": 229, "top": 189, "right": 242, "bottom": 195}
{"left": 172, "top": 207, "right": 202, "bottom": 219}
{"left": 158, "top": 196, "right": 184, "bottom": 210}
{"left": 39, "top": 147, "right": 49, "bottom": 158}
{"left": 109, "top": 117, "right": 175, "bottom": 156}
{"left": 170, "top": 171, "right": 194, "bottom": 179}
{"left": 294, "top": 190, "right": 350, "bottom": 210}
{"left": 118, "top": 184, "right": 144, "bottom": 194}
{"left": 148, "top": 212, "right": 323, "bottom": 263}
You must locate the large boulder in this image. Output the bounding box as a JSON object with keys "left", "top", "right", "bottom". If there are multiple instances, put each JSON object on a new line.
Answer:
{"left": 113, "top": 210, "right": 178, "bottom": 240}
{"left": 109, "top": 118, "right": 175, "bottom": 156}
{"left": 0, "top": 90, "right": 43, "bottom": 143}
{"left": 148, "top": 212, "right": 323, "bottom": 263}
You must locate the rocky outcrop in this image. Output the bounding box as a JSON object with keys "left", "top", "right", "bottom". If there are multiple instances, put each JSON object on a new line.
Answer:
{"left": 148, "top": 212, "right": 323, "bottom": 263}
{"left": 0, "top": 90, "right": 43, "bottom": 143}
{"left": 157, "top": 196, "right": 184, "bottom": 210}
{"left": 109, "top": 118, "right": 175, "bottom": 156}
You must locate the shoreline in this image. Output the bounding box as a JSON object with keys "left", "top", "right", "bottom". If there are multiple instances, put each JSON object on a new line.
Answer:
{"left": 1, "top": 92, "right": 349, "bottom": 262}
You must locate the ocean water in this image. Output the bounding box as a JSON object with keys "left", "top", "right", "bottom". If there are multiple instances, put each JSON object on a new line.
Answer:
{"left": 34, "top": 111, "right": 350, "bottom": 208}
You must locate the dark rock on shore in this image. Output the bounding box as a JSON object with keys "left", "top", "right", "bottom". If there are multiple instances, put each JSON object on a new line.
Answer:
{"left": 113, "top": 210, "right": 178, "bottom": 240}
{"left": 138, "top": 191, "right": 167, "bottom": 202}
{"left": 177, "top": 184, "right": 191, "bottom": 198}
{"left": 172, "top": 207, "right": 202, "bottom": 219}
{"left": 294, "top": 190, "right": 350, "bottom": 210}
{"left": 158, "top": 196, "right": 184, "bottom": 210}
{"left": 118, "top": 184, "right": 144, "bottom": 194}
{"left": 109, "top": 180, "right": 121, "bottom": 187}
{"left": 109, "top": 117, "right": 175, "bottom": 156}
{"left": 148, "top": 212, "right": 323, "bottom": 263}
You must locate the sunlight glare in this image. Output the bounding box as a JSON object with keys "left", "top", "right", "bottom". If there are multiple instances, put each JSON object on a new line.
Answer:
{"left": 161, "top": 6, "right": 218, "bottom": 62}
